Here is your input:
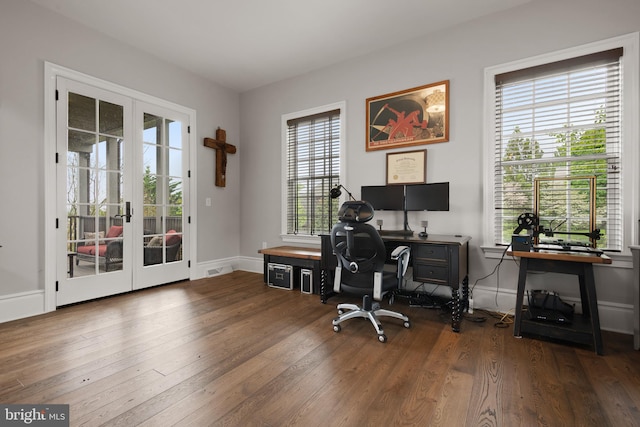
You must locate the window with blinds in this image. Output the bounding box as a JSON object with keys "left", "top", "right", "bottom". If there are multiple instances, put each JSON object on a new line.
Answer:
{"left": 286, "top": 109, "right": 341, "bottom": 236}
{"left": 494, "top": 48, "right": 623, "bottom": 250}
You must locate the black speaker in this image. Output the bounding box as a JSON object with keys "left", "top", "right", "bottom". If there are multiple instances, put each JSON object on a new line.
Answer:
{"left": 300, "top": 269, "right": 313, "bottom": 294}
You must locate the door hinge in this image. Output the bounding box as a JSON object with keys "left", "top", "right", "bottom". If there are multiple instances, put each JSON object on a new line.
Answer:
{"left": 188, "top": 260, "right": 191, "bottom": 268}
{"left": 55, "top": 152, "right": 59, "bottom": 163}
{"left": 188, "top": 170, "right": 191, "bottom": 178}
{"left": 56, "top": 281, "right": 59, "bottom": 292}
{"left": 187, "top": 125, "right": 191, "bottom": 134}
{"left": 56, "top": 218, "right": 59, "bottom": 229}
{"left": 55, "top": 89, "right": 59, "bottom": 101}
{"left": 188, "top": 216, "right": 191, "bottom": 224}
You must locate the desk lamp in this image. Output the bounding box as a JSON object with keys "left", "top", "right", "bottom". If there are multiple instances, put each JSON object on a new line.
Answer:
{"left": 330, "top": 184, "right": 356, "bottom": 201}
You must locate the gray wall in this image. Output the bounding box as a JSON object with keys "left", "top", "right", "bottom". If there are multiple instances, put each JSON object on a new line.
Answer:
{"left": 239, "top": 0, "right": 640, "bottom": 331}
{"left": 0, "top": 0, "right": 240, "bottom": 296}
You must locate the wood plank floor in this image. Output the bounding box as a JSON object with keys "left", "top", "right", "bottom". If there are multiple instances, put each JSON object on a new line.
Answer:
{"left": 1, "top": 270, "right": 639, "bottom": 426}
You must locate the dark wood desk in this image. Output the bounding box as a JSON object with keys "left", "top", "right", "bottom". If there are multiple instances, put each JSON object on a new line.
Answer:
{"left": 508, "top": 246, "right": 611, "bottom": 355}
{"left": 321, "top": 233, "right": 471, "bottom": 332}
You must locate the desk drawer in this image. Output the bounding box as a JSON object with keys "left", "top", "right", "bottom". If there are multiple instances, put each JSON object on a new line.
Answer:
{"left": 413, "top": 244, "right": 448, "bottom": 261}
{"left": 413, "top": 262, "right": 449, "bottom": 284}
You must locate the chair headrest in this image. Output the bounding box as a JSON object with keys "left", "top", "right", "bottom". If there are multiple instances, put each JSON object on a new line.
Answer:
{"left": 338, "top": 201, "right": 374, "bottom": 223}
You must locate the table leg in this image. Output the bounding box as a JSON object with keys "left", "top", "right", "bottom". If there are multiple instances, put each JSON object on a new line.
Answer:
{"left": 583, "top": 264, "right": 604, "bottom": 355}
{"left": 321, "top": 268, "right": 327, "bottom": 303}
{"left": 578, "top": 273, "right": 590, "bottom": 316}
{"left": 461, "top": 275, "right": 470, "bottom": 313}
{"left": 513, "top": 258, "right": 528, "bottom": 337}
{"left": 451, "top": 288, "right": 460, "bottom": 332}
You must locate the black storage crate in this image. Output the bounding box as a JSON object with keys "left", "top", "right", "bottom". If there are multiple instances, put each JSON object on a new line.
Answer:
{"left": 267, "top": 263, "right": 294, "bottom": 290}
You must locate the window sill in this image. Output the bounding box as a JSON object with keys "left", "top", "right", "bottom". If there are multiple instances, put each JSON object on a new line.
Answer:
{"left": 281, "top": 234, "right": 322, "bottom": 246}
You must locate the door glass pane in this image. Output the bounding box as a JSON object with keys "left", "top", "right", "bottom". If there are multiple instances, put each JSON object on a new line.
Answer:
{"left": 99, "top": 100, "right": 123, "bottom": 136}
{"left": 68, "top": 93, "right": 95, "bottom": 131}
{"left": 142, "top": 113, "right": 183, "bottom": 266}
{"left": 168, "top": 148, "right": 182, "bottom": 177}
{"left": 168, "top": 178, "right": 182, "bottom": 203}
{"left": 143, "top": 146, "right": 158, "bottom": 175}
{"left": 67, "top": 92, "right": 124, "bottom": 277}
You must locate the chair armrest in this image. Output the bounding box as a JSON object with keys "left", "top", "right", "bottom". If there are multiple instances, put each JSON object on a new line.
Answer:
{"left": 391, "top": 245, "right": 411, "bottom": 279}
{"left": 106, "top": 240, "right": 123, "bottom": 260}
{"left": 391, "top": 245, "right": 410, "bottom": 259}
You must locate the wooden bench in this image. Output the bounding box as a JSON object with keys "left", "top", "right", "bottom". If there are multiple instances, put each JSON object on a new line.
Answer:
{"left": 258, "top": 246, "right": 322, "bottom": 294}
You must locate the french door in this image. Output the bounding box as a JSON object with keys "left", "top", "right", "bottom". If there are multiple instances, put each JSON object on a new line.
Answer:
{"left": 134, "top": 102, "right": 190, "bottom": 290}
{"left": 56, "top": 78, "right": 189, "bottom": 305}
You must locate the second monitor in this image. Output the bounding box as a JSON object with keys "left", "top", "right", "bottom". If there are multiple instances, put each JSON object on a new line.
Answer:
{"left": 405, "top": 182, "right": 449, "bottom": 211}
{"left": 361, "top": 182, "right": 449, "bottom": 212}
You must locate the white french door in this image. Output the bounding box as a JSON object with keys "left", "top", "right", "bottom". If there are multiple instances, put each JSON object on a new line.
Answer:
{"left": 55, "top": 77, "right": 190, "bottom": 305}
{"left": 134, "top": 102, "right": 190, "bottom": 289}
{"left": 56, "top": 78, "right": 133, "bottom": 305}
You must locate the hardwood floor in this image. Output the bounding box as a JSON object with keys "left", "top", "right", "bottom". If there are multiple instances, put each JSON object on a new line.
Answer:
{"left": 1, "top": 270, "right": 639, "bottom": 426}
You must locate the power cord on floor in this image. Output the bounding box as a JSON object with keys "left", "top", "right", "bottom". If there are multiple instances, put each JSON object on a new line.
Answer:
{"left": 475, "top": 308, "right": 514, "bottom": 328}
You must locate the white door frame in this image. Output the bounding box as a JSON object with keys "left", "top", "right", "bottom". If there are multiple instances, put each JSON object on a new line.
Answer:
{"left": 44, "top": 62, "right": 198, "bottom": 312}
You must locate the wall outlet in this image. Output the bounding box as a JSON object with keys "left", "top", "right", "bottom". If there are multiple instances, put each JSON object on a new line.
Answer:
{"left": 468, "top": 298, "right": 474, "bottom": 314}
{"left": 262, "top": 241, "right": 267, "bottom": 249}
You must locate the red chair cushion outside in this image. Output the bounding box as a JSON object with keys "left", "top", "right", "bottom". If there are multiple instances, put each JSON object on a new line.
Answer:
{"left": 106, "top": 225, "right": 123, "bottom": 238}
{"left": 77, "top": 244, "right": 107, "bottom": 256}
{"left": 166, "top": 230, "right": 182, "bottom": 246}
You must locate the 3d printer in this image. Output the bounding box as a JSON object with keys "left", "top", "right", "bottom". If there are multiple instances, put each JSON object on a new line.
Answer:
{"left": 511, "top": 176, "right": 603, "bottom": 254}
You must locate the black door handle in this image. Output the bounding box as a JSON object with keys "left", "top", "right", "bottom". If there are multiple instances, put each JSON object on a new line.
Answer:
{"left": 114, "top": 202, "right": 132, "bottom": 223}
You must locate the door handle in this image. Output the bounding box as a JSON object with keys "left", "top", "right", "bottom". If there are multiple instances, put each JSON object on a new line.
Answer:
{"left": 115, "top": 202, "right": 133, "bottom": 223}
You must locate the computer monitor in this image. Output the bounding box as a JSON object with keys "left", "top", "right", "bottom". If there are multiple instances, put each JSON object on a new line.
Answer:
{"left": 361, "top": 185, "right": 404, "bottom": 211}
{"left": 405, "top": 182, "right": 450, "bottom": 211}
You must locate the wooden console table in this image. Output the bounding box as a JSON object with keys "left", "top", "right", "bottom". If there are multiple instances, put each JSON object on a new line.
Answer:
{"left": 258, "top": 246, "right": 322, "bottom": 292}
{"left": 508, "top": 246, "right": 611, "bottom": 355}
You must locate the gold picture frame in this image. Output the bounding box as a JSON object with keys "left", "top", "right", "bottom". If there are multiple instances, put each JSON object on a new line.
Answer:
{"left": 366, "top": 80, "right": 449, "bottom": 151}
{"left": 386, "top": 150, "right": 427, "bottom": 185}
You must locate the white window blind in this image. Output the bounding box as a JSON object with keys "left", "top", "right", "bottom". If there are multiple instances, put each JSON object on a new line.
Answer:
{"left": 286, "top": 109, "right": 341, "bottom": 236}
{"left": 494, "top": 48, "right": 623, "bottom": 250}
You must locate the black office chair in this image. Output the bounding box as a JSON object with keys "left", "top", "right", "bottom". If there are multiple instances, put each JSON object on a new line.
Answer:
{"left": 330, "top": 200, "right": 411, "bottom": 342}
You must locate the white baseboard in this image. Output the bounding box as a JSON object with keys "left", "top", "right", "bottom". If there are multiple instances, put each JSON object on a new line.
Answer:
{"left": 195, "top": 257, "right": 239, "bottom": 279}
{"left": 238, "top": 256, "right": 263, "bottom": 274}
{"left": 195, "top": 256, "right": 265, "bottom": 279}
{"left": 472, "top": 285, "right": 634, "bottom": 335}
{"left": 0, "top": 290, "right": 47, "bottom": 323}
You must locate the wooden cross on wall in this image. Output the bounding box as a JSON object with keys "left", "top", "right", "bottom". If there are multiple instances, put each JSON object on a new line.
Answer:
{"left": 204, "top": 127, "right": 237, "bottom": 187}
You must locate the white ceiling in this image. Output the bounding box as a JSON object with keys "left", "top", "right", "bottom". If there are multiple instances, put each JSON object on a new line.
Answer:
{"left": 30, "top": 0, "right": 530, "bottom": 92}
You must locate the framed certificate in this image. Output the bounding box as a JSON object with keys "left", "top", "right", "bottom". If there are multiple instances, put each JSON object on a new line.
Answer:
{"left": 386, "top": 150, "right": 426, "bottom": 185}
